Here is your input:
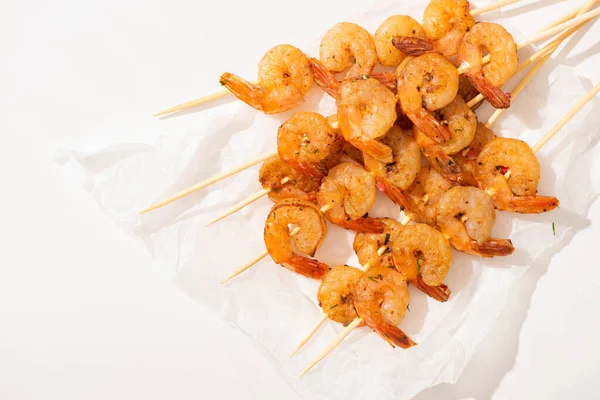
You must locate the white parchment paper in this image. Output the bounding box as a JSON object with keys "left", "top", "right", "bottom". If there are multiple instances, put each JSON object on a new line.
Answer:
{"left": 57, "top": 1, "right": 600, "bottom": 398}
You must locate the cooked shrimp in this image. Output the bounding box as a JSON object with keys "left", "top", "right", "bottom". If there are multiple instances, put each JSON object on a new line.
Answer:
{"left": 317, "top": 162, "right": 384, "bottom": 233}
{"left": 453, "top": 121, "right": 496, "bottom": 179}
{"left": 374, "top": 15, "right": 429, "bottom": 67}
{"left": 363, "top": 126, "right": 421, "bottom": 209}
{"left": 422, "top": 0, "right": 475, "bottom": 57}
{"left": 338, "top": 77, "right": 397, "bottom": 163}
{"left": 457, "top": 22, "right": 518, "bottom": 109}
{"left": 264, "top": 199, "right": 329, "bottom": 278}
{"left": 476, "top": 138, "right": 559, "bottom": 213}
{"left": 353, "top": 218, "right": 406, "bottom": 269}
{"left": 220, "top": 45, "right": 313, "bottom": 114}
{"left": 458, "top": 75, "right": 480, "bottom": 106}
{"left": 320, "top": 22, "right": 377, "bottom": 80}
{"left": 397, "top": 53, "right": 458, "bottom": 143}
{"left": 404, "top": 166, "right": 453, "bottom": 226}
{"left": 413, "top": 95, "right": 477, "bottom": 184}
{"left": 317, "top": 265, "right": 363, "bottom": 326}
{"left": 391, "top": 224, "right": 452, "bottom": 302}
{"left": 259, "top": 156, "right": 321, "bottom": 203}
{"left": 277, "top": 112, "right": 344, "bottom": 178}
{"left": 436, "top": 186, "right": 515, "bottom": 257}
{"left": 354, "top": 266, "right": 416, "bottom": 348}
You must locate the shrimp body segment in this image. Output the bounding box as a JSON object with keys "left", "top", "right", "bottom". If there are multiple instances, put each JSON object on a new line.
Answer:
{"left": 259, "top": 156, "right": 321, "bottom": 203}
{"left": 277, "top": 112, "right": 344, "bottom": 178}
{"left": 423, "top": 0, "right": 475, "bottom": 57}
{"left": 317, "top": 162, "right": 384, "bottom": 233}
{"left": 338, "top": 78, "right": 397, "bottom": 163}
{"left": 453, "top": 122, "right": 497, "bottom": 179}
{"left": 354, "top": 266, "right": 416, "bottom": 348}
{"left": 220, "top": 45, "right": 313, "bottom": 114}
{"left": 374, "top": 16, "right": 429, "bottom": 67}
{"left": 364, "top": 126, "right": 421, "bottom": 209}
{"left": 264, "top": 199, "right": 329, "bottom": 278}
{"left": 476, "top": 138, "right": 559, "bottom": 213}
{"left": 404, "top": 166, "right": 452, "bottom": 226}
{"left": 436, "top": 186, "right": 515, "bottom": 257}
{"left": 354, "top": 218, "right": 406, "bottom": 269}
{"left": 458, "top": 22, "right": 518, "bottom": 109}
{"left": 320, "top": 22, "right": 377, "bottom": 79}
{"left": 397, "top": 53, "right": 458, "bottom": 143}
{"left": 318, "top": 266, "right": 363, "bottom": 325}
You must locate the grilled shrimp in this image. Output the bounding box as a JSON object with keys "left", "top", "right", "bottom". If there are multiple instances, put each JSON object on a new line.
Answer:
{"left": 413, "top": 94, "right": 477, "bottom": 183}
{"left": 220, "top": 44, "right": 313, "bottom": 114}
{"left": 374, "top": 15, "right": 429, "bottom": 67}
{"left": 317, "top": 161, "right": 384, "bottom": 233}
{"left": 338, "top": 77, "right": 398, "bottom": 163}
{"left": 457, "top": 22, "right": 518, "bottom": 109}
{"left": 277, "top": 112, "right": 344, "bottom": 178}
{"left": 264, "top": 199, "right": 329, "bottom": 278}
{"left": 353, "top": 218, "right": 406, "bottom": 269}
{"left": 354, "top": 266, "right": 416, "bottom": 348}
{"left": 259, "top": 156, "right": 321, "bottom": 203}
{"left": 422, "top": 0, "right": 475, "bottom": 57}
{"left": 397, "top": 53, "right": 459, "bottom": 143}
{"left": 363, "top": 126, "right": 421, "bottom": 209}
{"left": 476, "top": 138, "right": 559, "bottom": 213}
{"left": 436, "top": 186, "right": 515, "bottom": 257}
{"left": 318, "top": 265, "right": 363, "bottom": 325}
{"left": 453, "top": 121, "right": 496, "bottom": 179}
{"left": 404, "top": 166, "right": 453, "bottom": 226}
{"left": 320, "top": 22, "right": 377, "bottom": 80}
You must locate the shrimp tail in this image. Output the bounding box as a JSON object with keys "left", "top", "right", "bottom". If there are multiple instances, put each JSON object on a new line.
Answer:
{"left": 283, "top": 255, "right": 329, "bottom": 279}
{"left": 468, "top": 74, "right": 510, "bottom": 109}
{"left": 392, "top": 36, "right": 434, "bottom": 55}
{"left": 409, "top": 109, "right": 452, "bottom": 143}
{"left": 471, "top": 238, "right": 515, "bottom": 258}
{"left": 341, "top": 217, "right": 385, "bottom": 234}
{"left": 411, "top": 278, "right": 451, "bottom": 302}
{"left": 309, "top": 58, "right": 341, "bottom": 100}
{"left": 292, "top": 161, "right": 327, "bottom": 179}
{"left": 355, "top": 139, "right": 394, "bottom": 164}
{"left": 219, "top": 72, "right": 265, "bottom": 111}
{"left": 370, "top": 72, "right": 398, "bottom": 93}
{"left": 376, "top": 324, "right": 417, "bottom": 349}
{"left": 506, "top": 195, "right": 560, "bottom": 214}
{"left": 422, "top": 145, "right": 463, "bottom": 182}
{"left": 376, "top": 179, "right": 410, "bottom": 211}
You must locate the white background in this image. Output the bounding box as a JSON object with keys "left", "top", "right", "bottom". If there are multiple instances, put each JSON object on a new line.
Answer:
{"left": 1, "top": 0, "right": 599, "bottom": 399}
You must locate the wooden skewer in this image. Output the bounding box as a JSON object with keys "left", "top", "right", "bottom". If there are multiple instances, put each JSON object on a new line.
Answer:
{"left": 140, "top": 150, "right": 277, "bottom": 214}
{"left": 300, "top": 85, "right": 600, "bottom": 376}
{"left": 531, "top": 82, "right": 600, "bottom": 154}
{"left": 221, "top": 204, "right": 332, "bottom": 283}
{"left": 289, "top": 244, "right": 391, "bottom": 358}
{"left": 153, "top": 0, "right": 527, "bottom": 117}
{"left": 485, "top": 0, "right": 598, "bottom": 128}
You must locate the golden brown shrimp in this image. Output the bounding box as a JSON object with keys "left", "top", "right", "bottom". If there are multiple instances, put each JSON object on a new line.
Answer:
{"left": 476, "top": 138, "right": 559, "bottom": 213}
{"left": 317, "top": 265, "right": 363, "bottom": 326}
{"left": 453, "top": 121, "right": 496, "bottom": 179}
{"left": 264, "top": 199, "right": 329, "bottom": 278}
{"left": 320, "top": 22, "right": 377, "bottom": 80}
{"left": 413, "top": 95, "right": 477, "bottom": 184}
{"left": 258, "top": 156, "right": 321, "bottom": 203}
{"left": 374, "top": 16, "right": 429, "bottom": 67}
{"left": 458, "top": 75, "right": 480, "bottom": 106}
{"left": 404, "top": 166, "right": 453, "bottom": 226}
{"left": 397, "top": 53, "right": 458, "bottom": 143}
{"left": 436, "top": 186, "right": 515, "bottom": 257}
{"left": 363, "top": 126, "right": 421, "bottom": 209}
{"left": 219, "top": 45, "right": 313, "bottom": 114}
{"left": 353, "top": 266, "right": 416, "bottom": 348}
{"left": 277, "top": 112, "right": 344, "bottom": 178}
{"left": 338, "top": 77, "right": 398, "bottom": 163}
{"left": 457, "top": 22, "right": 518, "bottom": 109}
{"left": 422, "top": 0, "right": 475, "bottom": 57}
{"left": 317, "top": 162, "right": 384, "bottom": 233}
{"left": 353, "top": 218, "right": 405, "bottom": 269}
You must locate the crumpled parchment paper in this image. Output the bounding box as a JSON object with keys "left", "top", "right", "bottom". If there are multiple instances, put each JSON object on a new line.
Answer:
{"left": 57, "top": 0, "right": 600, "bottom": 398}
